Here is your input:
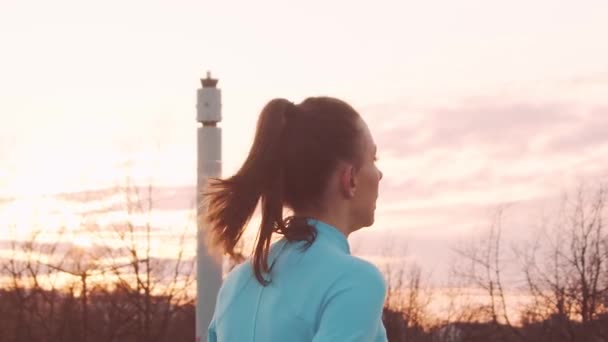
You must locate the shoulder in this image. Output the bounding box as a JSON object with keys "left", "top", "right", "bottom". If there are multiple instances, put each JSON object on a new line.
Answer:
{"left": 319, "top": 256, "right": 387, "bottom": 312}
{"left": 306, "top": 239, "right": 386, "bottom": 291}
{"left": 217, "top": 259, "right": 252, "bottom": 298}
{"left": 219, "top": 237, "right": 286, "bottom": 290}
{"left": 341, "top": 256, "right": 386, "bottom": 290}
{"left": 318, "top": 255, "right": 387, "bottom": 302}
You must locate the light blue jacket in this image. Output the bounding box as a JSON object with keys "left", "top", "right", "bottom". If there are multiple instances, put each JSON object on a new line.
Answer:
{"left": 208, "top": 219, "right": 388, "bottom": 342}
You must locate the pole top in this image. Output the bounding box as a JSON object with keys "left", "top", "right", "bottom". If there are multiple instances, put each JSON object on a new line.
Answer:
{"left": 201, "top": 71, "right": 219, "bottom": 88}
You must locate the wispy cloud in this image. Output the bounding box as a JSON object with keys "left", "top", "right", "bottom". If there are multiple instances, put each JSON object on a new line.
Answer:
{"left": 370, "top": 94, "right": 607, "bottom": 207}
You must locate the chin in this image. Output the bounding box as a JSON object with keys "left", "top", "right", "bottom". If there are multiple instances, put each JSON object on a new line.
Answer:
{"left": 353, "top": 207, "right": 376, "bottom": 229}
{"left": 362, "top": 215, "right": 375, "bottom": 228}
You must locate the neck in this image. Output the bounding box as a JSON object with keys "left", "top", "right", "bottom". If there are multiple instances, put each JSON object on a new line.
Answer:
{"left": 293, "top": 208, "right": 352, "bottom": 237}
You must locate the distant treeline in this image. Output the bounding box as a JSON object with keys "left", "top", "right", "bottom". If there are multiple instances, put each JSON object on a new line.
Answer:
{"left": 0, "top": 285, "right": 194, "bottom": 342}
{"left": 1, "top": 285, "right": 607, "bottom": 342}
{"left": 1, "top": 182, "right": 606, "bottom": 342}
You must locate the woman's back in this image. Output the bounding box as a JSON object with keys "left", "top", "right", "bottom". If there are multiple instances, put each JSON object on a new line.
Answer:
{"left": 204, "top": 97, "right": 387, "bottom": 341}
{"left": 208, "top": 220, "right": 388, "bottom": 342}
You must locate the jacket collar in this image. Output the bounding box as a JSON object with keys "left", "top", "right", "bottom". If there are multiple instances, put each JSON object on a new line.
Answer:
{"left": 308, "top": 218, "right": 350, "bottom": 255}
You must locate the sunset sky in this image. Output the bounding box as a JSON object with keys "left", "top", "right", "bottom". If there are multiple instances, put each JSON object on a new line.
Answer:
{"left": 1, "top": 0, "right": 608, "bottom": 282}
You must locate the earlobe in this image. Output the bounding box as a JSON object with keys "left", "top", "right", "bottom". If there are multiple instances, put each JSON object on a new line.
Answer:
{"left": 347, "top": 166, "right": 357, "bottom": 198}
{"left": 350, "top": 168, "right": 357, "bottom": 187}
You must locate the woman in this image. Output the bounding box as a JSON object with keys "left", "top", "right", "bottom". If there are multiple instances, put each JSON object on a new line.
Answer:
{"left": 205, "top": 97, "right": 387, "bottom": 341}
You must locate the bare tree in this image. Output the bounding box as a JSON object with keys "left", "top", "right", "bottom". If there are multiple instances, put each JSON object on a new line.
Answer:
{"left": 518, "top": 183, "right": 608, "bottom": 340}
{"left": 91, "top": 177, "right": 196, "bottom": 342}
{"left": 453, "top": 206, "right": 524, "bottom": 341}
{"left": 566, "top": 185, "right": 607, "bottom": 324}
{"left": 1, "top": 225, "right": 35, "bottom": 341}
{"left": 379, "top": 239, "right": 432, "bottom": 341}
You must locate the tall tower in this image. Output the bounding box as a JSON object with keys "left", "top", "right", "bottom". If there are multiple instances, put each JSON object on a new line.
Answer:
{"left": 196, "top": 72, "right": 223, "bottom": 342}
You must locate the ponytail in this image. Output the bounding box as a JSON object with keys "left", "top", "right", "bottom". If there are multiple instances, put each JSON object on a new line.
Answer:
{"left": 205, "top": 96, "right": 360, "bottom": 285}
{"left": 204, "top": 98, "right": 292, "bottom": 285}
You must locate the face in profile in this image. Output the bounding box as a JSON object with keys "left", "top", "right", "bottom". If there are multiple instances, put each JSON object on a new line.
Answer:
{"left": 349, "top": 118, "right": 383, "bottom": 229}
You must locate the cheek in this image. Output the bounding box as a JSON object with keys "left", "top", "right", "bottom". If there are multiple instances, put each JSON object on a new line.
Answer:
{"left": 370, "top": 164, "right": 381, "bottom": 181}
{"left": 364, "top": 166, "right": 380, "bottom": 191}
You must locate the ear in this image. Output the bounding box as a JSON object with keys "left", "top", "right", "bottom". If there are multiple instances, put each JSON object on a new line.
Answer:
{"left": 340, "top": 165, "right": 357, "bottom": 198}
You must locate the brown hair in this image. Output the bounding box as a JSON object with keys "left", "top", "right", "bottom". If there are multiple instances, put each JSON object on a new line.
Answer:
{"left": 204, "top": 97, "right": 363, "bottom": 285}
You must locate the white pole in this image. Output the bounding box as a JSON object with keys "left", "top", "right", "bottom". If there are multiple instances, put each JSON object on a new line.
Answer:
{"left": 196, "top": 72, "right": 223, "bottom": 342}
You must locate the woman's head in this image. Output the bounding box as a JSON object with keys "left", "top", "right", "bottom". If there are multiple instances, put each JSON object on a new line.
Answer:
{"left": 203, "top": 96, "right": 382, "bottom": 284}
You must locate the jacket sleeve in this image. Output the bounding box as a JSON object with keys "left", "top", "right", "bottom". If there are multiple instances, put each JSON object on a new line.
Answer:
{"left": 312, "top": 261, "right": 387, "bottom": 342}
{"left": 207, "top": 316, "right": 217, "bottom": 342}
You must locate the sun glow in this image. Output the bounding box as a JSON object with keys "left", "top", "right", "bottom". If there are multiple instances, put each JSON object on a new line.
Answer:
{"left": 71, "top": 233, "right": 95, "bottom": 249}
